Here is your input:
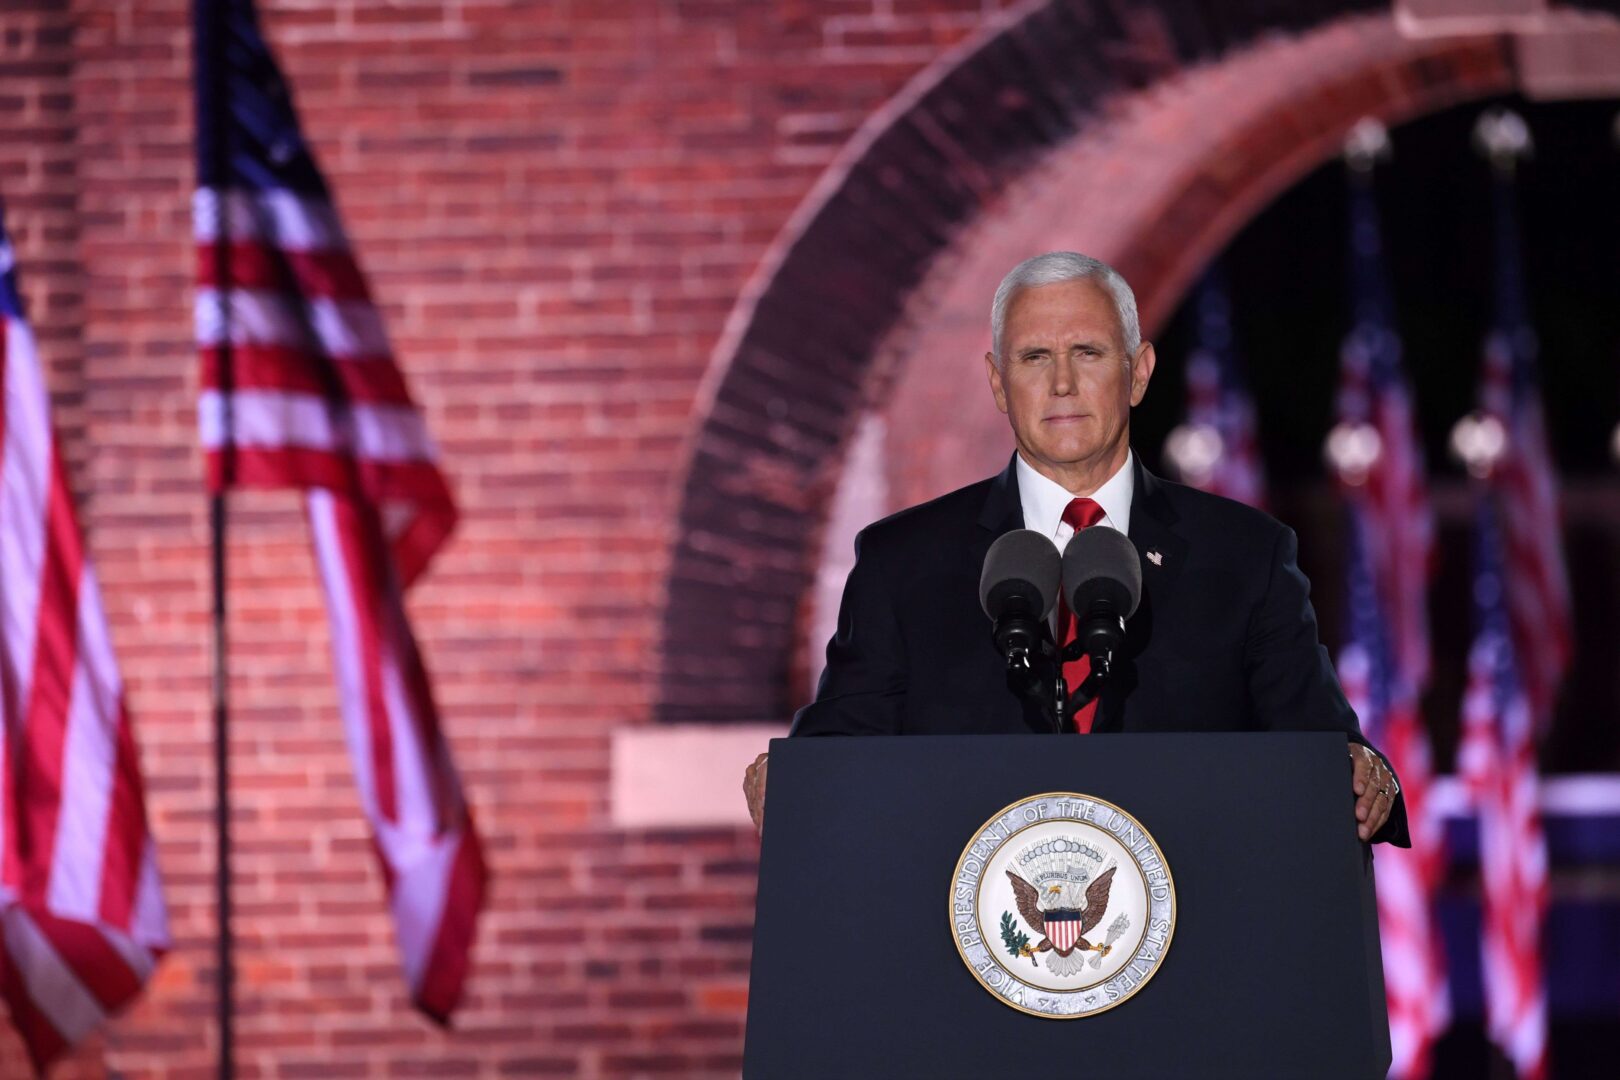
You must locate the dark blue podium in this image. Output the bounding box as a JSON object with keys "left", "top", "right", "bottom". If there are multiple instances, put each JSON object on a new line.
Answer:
{"left": 744, "top": 731, "right": 1390, "bottom": 1079}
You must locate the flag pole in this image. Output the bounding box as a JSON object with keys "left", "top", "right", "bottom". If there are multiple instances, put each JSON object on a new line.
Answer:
{"left": 209, "top": 494, "right": 233, "bottom": 1080}
{"left": 198, "top": 1, "right": 236, "bottom": 1075}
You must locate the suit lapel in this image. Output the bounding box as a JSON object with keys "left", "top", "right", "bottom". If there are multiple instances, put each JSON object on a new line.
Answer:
{"left": 975, "top": 456, "right": 1055, "bottom": 734}
{"left": 1094, "top": 457, "right": 1187, "bottom": 733}
{"left": 1127, "top": 460, "right": 1187, "bottom": 591}
{"left": 973, "top": 454, "right": 1024, "bottom": 559}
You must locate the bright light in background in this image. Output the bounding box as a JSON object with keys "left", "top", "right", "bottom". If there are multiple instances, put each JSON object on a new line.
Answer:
{"left": 1324, "top": 421, "right": 1383, "bottom": 486}
{"left": 1450, "top": 412, "right": 1509, "bottom": 478}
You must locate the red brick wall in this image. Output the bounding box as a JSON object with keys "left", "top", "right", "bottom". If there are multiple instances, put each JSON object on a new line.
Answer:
{"left": 2, "top": 1, "right": 1019, "bottom": 1076}
{"left": 7, "top": 1, "right": 1612, "bottom": 1076}
{"left": 0, "top": 0, "right": 80, "bottom": 478}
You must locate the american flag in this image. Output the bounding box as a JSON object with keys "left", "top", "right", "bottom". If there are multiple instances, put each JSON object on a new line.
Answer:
{"left": 1337, "top": 515, "right": 1447, "bottom": 1079}
{"left": 1459, "top": 499, "right": 1548, "bottom": 1080}
{"left": 1336, "top": 169, "right": 1434, "bottom": 691}
{"left": 0, "top": 206, "right": 170, "bottom": 1069}
{"left": 1331, "top": 166, "right": 1446, "bottom": 1078}
{"left": 1477, "top": 169, "right": 1572, "bottom": 733}
{"left": 194, "top": 0, "right": 485, "bottom": 1019}
{"left": 1175, "top": 269, "right": 1267, "bottom": 509}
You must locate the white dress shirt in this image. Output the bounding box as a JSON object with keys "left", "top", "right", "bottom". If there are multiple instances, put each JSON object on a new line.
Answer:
{"left": 1015, "top": 448, "right": 1135, "bottom": 553}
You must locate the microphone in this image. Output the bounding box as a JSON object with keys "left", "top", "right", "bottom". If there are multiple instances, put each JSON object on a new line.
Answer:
{"left": 979, "top": 530, "right": 1061, "bottom": 662}
{"left": 1059, "top": 526, "right": 1142, "bottom": 679}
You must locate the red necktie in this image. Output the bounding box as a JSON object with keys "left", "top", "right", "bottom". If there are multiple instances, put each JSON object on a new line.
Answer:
{"left": 1056, "top": 497, "right": 1106, "bottom": 733}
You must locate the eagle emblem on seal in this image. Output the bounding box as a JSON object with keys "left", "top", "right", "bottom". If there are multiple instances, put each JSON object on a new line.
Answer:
{"left": 954, "top": 794, "right": 1172, "bottom": 1017}
{"left": 1004, "top": 847, "right": 1121, "bottom": 978}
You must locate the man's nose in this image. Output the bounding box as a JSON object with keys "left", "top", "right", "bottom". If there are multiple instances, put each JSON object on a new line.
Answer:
{"left": 1050, "top": 356, "right": 1078, "bottom": 395}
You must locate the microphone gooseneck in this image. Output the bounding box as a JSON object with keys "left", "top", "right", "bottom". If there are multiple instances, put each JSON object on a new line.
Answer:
{"left": 1059, "top": 525, "right": 1142, "bottom": 682}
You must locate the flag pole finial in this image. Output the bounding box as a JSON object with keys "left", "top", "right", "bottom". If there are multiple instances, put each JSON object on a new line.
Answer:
{"left": 1473, "top": 107, "right": 1532, "bottom": 172}
{"left": 1324, "top": 422, "right": 1383, "bottom": 486}
{"left": 1163, "top": 423, "right": 1224, "bottom": 487}
{"left": 1450, "top": 412, "right": 1509, "bottom": 479}
{"left": 1343, "top": 117, "right": 1391, "bottom": 173}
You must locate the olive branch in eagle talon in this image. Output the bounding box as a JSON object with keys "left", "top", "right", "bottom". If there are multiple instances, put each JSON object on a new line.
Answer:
{"left": 999, "top": 912, "right": 1031, "bottom": 962}
{"left": 1005, "top": 865, "right": 1118, "bottom": 964}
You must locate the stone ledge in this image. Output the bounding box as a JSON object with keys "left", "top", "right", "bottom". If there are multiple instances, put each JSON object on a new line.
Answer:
{"left": 610, "top": 724, "right": 787, "bottom": 829}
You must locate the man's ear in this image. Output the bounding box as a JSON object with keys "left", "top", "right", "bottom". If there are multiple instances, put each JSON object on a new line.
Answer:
{"left": 1129, "top": 341, "right": 1156, "bottom": 407}
{"left": 985, "top": 351, "right": 1010, "bottom": 414}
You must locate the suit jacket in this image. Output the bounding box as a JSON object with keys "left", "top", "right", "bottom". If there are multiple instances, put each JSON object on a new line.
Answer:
{"left": 790, "top": 452, "right": 1409, "bottom": 846}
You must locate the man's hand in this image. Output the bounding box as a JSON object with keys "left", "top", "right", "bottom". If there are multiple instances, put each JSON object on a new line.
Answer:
{"left": 1349, "top": 744, "right": 1398, "bottom": 842}
{"left": 743, "top": 752, "right": 768, "bottom": 836}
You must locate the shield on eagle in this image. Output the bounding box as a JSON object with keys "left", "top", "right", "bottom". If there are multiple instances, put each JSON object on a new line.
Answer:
{"left": 1044, "top": 909, "right": 1083, "bottom": 953}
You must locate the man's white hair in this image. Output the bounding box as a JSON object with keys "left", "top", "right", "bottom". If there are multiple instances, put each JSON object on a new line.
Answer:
{"left": 990, "top": 251, "right": 1142, "bottom": 361}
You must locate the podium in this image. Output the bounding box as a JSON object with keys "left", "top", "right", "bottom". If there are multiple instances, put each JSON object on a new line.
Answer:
{"left": 743, "top": 732, "right": 1390, "bottom": 1079}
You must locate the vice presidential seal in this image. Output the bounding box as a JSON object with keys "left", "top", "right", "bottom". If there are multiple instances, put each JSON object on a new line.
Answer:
{"left": 950, "top": 792, "right": 1175, "bottom": 1018}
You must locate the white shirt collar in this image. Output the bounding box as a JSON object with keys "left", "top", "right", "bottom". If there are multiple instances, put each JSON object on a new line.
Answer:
{"left": 1015, "top": 449, "right": 1135, "bottom": 550}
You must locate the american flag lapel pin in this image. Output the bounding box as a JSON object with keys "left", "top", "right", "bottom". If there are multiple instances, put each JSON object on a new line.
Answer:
{"left": 1146, "top": 549, "right": 1163, "bottom": 567}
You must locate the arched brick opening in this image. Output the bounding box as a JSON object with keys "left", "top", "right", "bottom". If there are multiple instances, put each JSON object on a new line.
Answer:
{"left": 656, "top": 0, "right": 1620, "bottom": 725}
{"left": 875, "top": 17, "right": 1523, "bottom": 511}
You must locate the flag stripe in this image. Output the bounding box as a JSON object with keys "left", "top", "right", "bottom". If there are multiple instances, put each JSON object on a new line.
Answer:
{"left": 20, "top": 454, "right": 85, "bottom": 900}
{"left": 0, "top": 318, "right": 9, "bottom": 902}
{"left": 27, "top": 910, "right": 144, "bottom": 1013}
{"left": 2, "top": 910, "right": 104, "bottom": 1047}
{"left": 96, "top": 704, "right": 147, "bottom": 930}
{"left": 197, "top": 241, "right": 373, "bottom": 301}
{"left": 196, "top": 287, "right": 393, "bottom": 360}
{"left": 1, "top": 320, "right": 51, "bottom": 759}
{"left": 199, "top": 388, "right": 437, "bottom": 463}
{"left": 193, "top": 186, "right": 347, "bottom": 251}
{"left": 311, "top": 491, "right": 399, "bottom": 823}
{"left": 0, "top": 962, "right": 68, "bottom": 1075}
{"left": 47, "top": 655, "right": 117, "bottom": 920}
{"left": 128, "top": 839, "right": 168, "bottom": 949}
{"left": 201, "top": 343, "right": 414, "bottom": 405}
{"left": 204, "top": 446, "right": 448, "bottom": 501}
{"left": 52, "top": 567, "right": 127, "bottom": 921}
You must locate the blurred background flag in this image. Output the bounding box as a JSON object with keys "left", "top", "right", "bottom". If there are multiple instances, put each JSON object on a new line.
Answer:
{"left": 193, "top": 0, "right": 485, "bottom": 1020}
{"left": 1327, "top": 121, "right": 1447, "bottom": 1080}
{"left": 1458, "top": 498, "right": 1549, "bottom": 1080}
{"left": 1333, "top": 121, "right": 1436, "bottom": 691}
{"left": 1472, "top": 109, "right": 1573, "bottom": 735}
{"left": 0, "top": 203, "right": 170, "bottom": 1071}
{"left": 1446, "top": 106, "right": 1564, "bottom": 1080}
{"left": 1162, "top": 265, "right": 1267, "bottom": 508}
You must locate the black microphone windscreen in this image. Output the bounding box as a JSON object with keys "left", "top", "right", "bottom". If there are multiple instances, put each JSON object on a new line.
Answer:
{"left": 1061, "top": 526, "right": 1142, "bottom": 618}
{"left": 979, "top": 529, "right": 1062, "bottom": 621}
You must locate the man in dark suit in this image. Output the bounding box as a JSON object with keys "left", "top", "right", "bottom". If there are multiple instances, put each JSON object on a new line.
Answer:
{"left": 745, "top": 252, "right": 1406, "bottom": 846}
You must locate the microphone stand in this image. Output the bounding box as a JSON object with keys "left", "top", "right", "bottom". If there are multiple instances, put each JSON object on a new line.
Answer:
{"left": 1059, "top": 640, "right": 1110, "bottom": 723}
{"left": 1004, "top": 647, "right": 1065, "bottom": 734}
{"left": 1002, "top": 620, "right": 1122, "bottom": 733}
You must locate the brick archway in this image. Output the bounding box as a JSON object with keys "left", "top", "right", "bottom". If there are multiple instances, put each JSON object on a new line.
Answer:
{"left": 656, "top": 0, "right": 1620, "bottom": 725}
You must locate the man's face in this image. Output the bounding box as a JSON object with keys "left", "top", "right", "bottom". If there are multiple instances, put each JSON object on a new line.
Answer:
{"left": 984, "top": 278, "right": 1155, "bottom": 485}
